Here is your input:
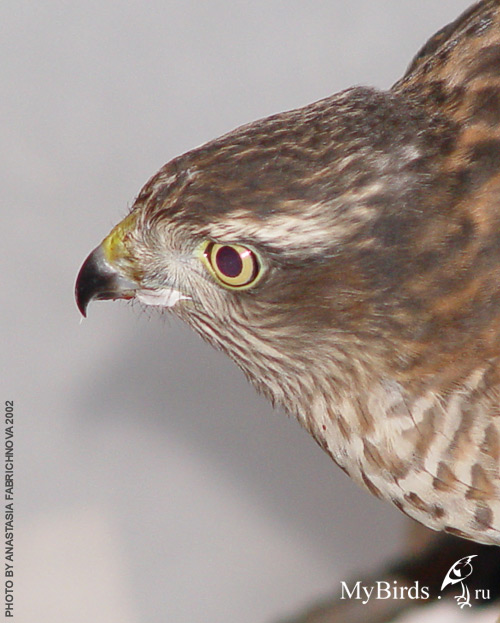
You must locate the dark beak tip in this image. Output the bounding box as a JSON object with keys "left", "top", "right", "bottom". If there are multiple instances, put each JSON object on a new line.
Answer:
{"left": 75, "top": 261, "right": 93, "bottom": 317}
{"left": 74, "top": 247, "right": 111, "bottom": 318}
{"left": 75, "top": 244, "right": 137, "bottom": 316}
{"left": 75, "top": 289, "right": 88, "bottom": 317}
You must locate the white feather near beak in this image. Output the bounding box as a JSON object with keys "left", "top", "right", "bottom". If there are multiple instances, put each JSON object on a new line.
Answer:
{"left": 136, "top": 288, "right": 190, "bottom": 308}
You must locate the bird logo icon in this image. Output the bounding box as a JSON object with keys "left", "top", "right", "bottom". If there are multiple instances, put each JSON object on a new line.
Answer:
{"left": 440, "top": 555, "right": 478, "bottom": 609}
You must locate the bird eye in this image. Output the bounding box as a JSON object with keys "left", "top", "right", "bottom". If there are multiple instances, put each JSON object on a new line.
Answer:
{"left": 200, "top": 242, "right": 262, "bottom": 289}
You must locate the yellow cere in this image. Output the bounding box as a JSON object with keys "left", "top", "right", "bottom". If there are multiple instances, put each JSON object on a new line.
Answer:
{"left": 102, "top": 211, "right": 139, "bottom": 266}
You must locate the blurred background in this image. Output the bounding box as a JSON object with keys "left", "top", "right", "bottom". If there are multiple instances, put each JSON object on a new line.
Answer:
{"left": 2, "top": 1, "right": 475, "bottom": 622}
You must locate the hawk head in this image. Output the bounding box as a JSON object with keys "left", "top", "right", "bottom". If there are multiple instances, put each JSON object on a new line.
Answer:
{"left": 76, "top": 86, "right": 455, "bottom": 405}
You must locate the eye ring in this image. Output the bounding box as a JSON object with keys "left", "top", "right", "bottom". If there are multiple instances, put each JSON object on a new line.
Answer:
{"left": 199, "top": 241, "right": 263, "bottom": 290}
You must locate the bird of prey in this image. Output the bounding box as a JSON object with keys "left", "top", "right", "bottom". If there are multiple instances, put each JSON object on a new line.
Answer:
{"left": 76, "top": 0, "right": 500, "bottom": 547}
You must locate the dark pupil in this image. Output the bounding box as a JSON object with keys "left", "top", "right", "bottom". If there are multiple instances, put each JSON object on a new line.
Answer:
{"left": 215, "top": 246, "right": 243, "bottom": 278}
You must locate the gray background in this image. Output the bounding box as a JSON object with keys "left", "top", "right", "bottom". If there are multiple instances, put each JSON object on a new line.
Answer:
{"left": 2, "top": 1, "right": 482, "bottom": 622}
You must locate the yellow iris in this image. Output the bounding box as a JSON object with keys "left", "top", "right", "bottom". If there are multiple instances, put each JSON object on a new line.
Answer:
{"left": 200, "top": 241, "right": 263, "bottom": 290}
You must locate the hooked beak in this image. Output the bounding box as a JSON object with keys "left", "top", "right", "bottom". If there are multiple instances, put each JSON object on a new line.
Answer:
{"left": 75, "top": 244, "right": 138, "bottom": 317}
{"left": 76, "top": 211, "right": 189, "bottom": 316}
